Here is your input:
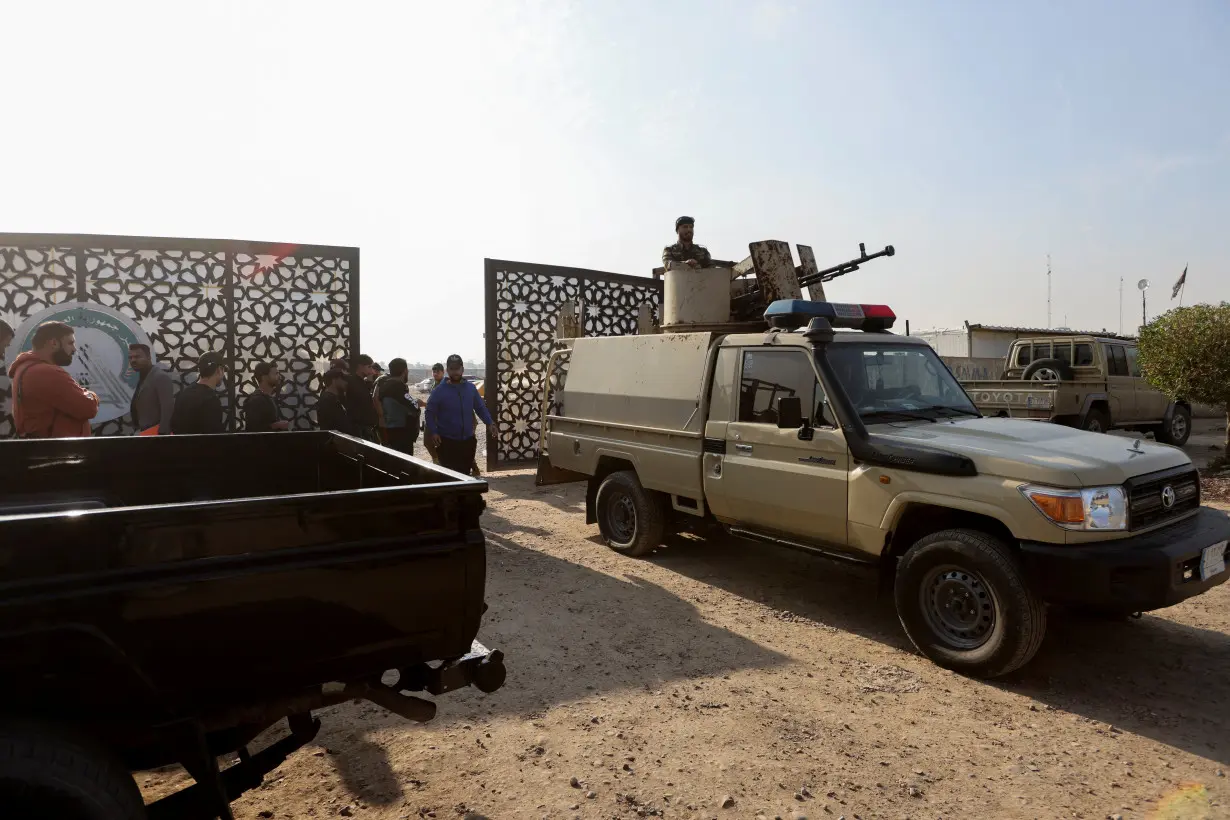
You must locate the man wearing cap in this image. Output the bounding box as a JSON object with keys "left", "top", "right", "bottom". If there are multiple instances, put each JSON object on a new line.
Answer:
{"left": 170, "top": 351, "right": 227, "bottom": 434}
{"left": 425, "top": 354, "right": 494, "bottom": 475}
{"left": 662, "top": 216, "right": 712, "bottom": 270}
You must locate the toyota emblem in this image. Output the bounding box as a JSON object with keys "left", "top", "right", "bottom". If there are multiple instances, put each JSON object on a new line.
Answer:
{"left": 1161, "top": 485, "right": 1176, "bottom": 509}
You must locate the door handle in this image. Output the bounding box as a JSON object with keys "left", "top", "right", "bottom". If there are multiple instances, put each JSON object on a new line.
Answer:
{"left": 734, "top": 443, "right": 753, "bottom": 454}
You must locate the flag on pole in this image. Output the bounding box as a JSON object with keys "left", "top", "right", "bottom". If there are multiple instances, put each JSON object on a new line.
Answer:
{"left": 1171, "top": 265, "right": 1187, "bottom": 299}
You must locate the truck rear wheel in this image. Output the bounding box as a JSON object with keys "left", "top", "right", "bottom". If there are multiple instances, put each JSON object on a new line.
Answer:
{"left": 894, "top": 529, "right": 1046, "bottom": 678}
{"left": 595, "top": 470, "right": 665, "bottom": 557}
{"left": 0, "top": 723, "right": 145, "bottom": 820}
{"left": 1081, "top": 408, "right": 1111, "bottom": 434}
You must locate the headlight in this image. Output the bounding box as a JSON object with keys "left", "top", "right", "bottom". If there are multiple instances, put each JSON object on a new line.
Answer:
{"left": 1020, "top": 485, "right": 1127, "bottom": 531}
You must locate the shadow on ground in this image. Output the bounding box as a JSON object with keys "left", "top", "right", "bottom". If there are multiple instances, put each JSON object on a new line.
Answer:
{"left": 308, "top": 512, "right": 789, "bottom": 805}
{"left": 645, "top": 527, "right": 1230, "bottom": 766}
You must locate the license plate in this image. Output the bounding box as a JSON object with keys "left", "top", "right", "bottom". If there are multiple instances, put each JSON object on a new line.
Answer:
{"left": 1025, "top": 394, "right": 1052, "bottom": 409}
{"left": 1201, "top": 541, "right": 1227, "bottom": 581}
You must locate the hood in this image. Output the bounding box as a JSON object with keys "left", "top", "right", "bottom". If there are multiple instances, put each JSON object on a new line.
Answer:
{"left": 872, "top": 417, "right": 1191, "bottom": 487}
{"left": 7, "top": 350, "right": 41, "bottom": 379}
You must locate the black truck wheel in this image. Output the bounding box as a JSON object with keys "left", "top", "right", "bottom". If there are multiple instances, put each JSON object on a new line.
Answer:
{"left": 1021, "top": 358, "right": 1072, "bottom": 382}
{"left": 1156, "top": 405, "right": 1191, "bottom": 446}
{"left": 0, "top": 723, "right": 145, "bottom": 820}
{"left": 595, "top": 470, "right": 665, "bottom": 557}
{"left": 1081, "top": 408, "right": 1111, "bottom": 434}
{"left": 894, "top": 529, "right": 1046, "bottom": 678}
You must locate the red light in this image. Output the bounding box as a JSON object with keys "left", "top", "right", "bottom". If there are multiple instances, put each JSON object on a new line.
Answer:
{"left": 860, "top": 304, "right": 896, "bottom": 319}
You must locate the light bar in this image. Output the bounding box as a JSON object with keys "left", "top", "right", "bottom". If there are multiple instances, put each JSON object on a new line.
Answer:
{"left": 764, "top": 300, "right": 896, "bottom": 332}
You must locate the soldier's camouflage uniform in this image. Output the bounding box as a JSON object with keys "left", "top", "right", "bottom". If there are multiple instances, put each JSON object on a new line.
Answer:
{"left": 662, "top": 242, "right": 712, "bottom": 269}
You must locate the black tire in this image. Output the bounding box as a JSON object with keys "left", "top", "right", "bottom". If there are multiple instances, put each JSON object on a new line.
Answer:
{"left": 1081, "top": 408, "right": 1111, "bottom": 434}
{"left": 0, "top": 723, "right": 145, "bottom": 820}
{"left": 1021, "top": 358, "right": 1073, "bottom": 382}
{"left": 595, "top": 470, "right": 665, "bottom": 557}
{"left": 1156, "top": 405, "right": 1191, "bottom": 446}
{"left": 894, "top": 529, "right": 1046, "bottom": 678}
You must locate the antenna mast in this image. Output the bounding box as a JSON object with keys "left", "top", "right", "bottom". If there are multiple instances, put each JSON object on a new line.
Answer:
{"left": 1119, "top": 277, "right": 1123, "bottom": 335}
{"left": 1046, "top": 254, "right": 1052, "bottom": 328}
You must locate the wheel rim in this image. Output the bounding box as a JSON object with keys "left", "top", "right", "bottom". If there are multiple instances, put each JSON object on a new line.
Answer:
{"left": 919, "top": 564, "right": 999, "bottom": 650}
{"left": 1031, "top": 368, "right": 1060, "bottom": 382}
{"left": 1086, "top": 418, "right": 1104, "bottom": 433}
{"left": 1170, "top": 414, "right": 1187, "bottom": 441}
{"left": 606, "top": 492, "right": 637, "bottom": 545}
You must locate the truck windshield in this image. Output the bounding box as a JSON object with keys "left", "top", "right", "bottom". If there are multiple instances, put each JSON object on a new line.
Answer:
{"left": 826, "top": 343, "right": 979, "bottom": 422}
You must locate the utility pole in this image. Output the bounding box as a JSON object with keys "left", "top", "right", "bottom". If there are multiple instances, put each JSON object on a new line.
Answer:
{"left": 1046, "top": 254, "right": 1052, "bottom": 328}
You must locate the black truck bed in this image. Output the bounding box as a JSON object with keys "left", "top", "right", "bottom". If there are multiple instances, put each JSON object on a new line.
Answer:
{"left": 0, "top": 432, "right": 502, "bottom": 817}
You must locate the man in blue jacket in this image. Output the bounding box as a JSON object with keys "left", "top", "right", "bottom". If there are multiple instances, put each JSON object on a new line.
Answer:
{"left": 426, "top": 354, "right": 494, "bottom": 475}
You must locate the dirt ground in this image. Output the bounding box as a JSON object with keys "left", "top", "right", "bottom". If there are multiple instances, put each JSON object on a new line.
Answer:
{"left": 142, "top": 461, "right": 1230, "bottom": 820}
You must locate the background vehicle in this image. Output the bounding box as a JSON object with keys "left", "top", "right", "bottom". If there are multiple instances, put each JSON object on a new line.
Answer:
{"left": 0, "top": 432, "right": 505, "bottom": 820}
{"left": 537, "top": 301, "right": 1229, "bottom": 678}
{"left": 960, "top": 334, "right": 1191, "bottom": 444}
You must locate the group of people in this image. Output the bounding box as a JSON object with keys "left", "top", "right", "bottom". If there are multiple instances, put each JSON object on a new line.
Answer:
{"left": 3, "top": 319, "right": 493, "bottom": 476}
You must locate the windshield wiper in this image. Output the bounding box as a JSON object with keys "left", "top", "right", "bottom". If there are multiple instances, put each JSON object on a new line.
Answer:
{"left": 924, "top": 406, "right": 981, "bottom": 418}
{"left": 860, "top": 409, "right": 938, "bottom": 423}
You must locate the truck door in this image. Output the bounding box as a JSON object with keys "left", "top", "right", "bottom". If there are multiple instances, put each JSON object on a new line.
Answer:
{"left": 713, "top": 348, "right": 849, "bottom": 547}
{"left": 1102, "top": 343, "right": 1137, "bottom": 423}
{"left": 1125, "top": 344, "right": 1166, "bottom": 420}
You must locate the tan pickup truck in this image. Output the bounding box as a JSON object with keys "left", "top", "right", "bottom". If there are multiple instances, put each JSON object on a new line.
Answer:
{"left": 536, "top": 302, "right": 1228, "bottom": 678}
{"left": 960, "top": 334, "right": 1191, "bottom": 445}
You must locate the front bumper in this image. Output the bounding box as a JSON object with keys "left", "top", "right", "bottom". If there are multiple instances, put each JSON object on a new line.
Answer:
{"left": 1020, "top": 506, "right": 1230, "bottom": 611}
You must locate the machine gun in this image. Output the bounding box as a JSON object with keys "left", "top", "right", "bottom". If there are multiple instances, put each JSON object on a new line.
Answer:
{"left": 727, "top": 241, "right": 896, "bottom": 320}
{"left": 800, "top": 242, "right": 895, "bottom": 289}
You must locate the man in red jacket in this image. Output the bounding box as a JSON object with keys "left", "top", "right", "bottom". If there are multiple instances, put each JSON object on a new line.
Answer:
{"left": 7, "top": 321, "right": 100, "bottom": 438}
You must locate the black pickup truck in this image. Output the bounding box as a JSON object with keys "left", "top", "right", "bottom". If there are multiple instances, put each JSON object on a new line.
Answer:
{"left": 0, "top": 432, "right": 506, "bottom": 820}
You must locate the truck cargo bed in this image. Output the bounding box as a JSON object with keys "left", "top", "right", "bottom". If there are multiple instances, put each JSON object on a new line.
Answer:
{"left": 0, "top": 432, "right": 491, "bottom": 756}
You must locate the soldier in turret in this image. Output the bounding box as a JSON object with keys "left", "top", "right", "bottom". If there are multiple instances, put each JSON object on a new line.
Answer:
{"left": 662, "top": 216, "right": 712, "bottom": 270}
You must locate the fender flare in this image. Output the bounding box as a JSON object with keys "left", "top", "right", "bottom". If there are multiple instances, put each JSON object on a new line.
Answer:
{"left": 878, "top": 491, "right": 1028, "bottom": 541}
{"left": 1078, "top": 392, "right": 1110, "bottom": 425}
{"left": 1163, "top": 399, "right": 1190, "bottom": 426}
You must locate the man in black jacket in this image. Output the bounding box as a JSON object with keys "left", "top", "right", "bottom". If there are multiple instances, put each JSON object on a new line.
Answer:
{"left": 316, "top": 368, "right": 354, "bottom": 435}
{"left": 342, "top": 354, "right": 378, "bottom": 441}
{"left": 375, "top": 357, "right": 421, "bottom": 455}
{"left": 243, "top": 361, "right": 290, "bottom": 433}
{"left": 170, "top": 351, "right": 227, "bottom": 435}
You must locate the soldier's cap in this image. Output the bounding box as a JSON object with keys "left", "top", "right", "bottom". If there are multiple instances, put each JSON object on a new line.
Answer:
{"left": 446, "top": 354, "right": 464, "bottom": 368}
{"left": 197, "top": 350, "right": 226, "bottom": 372}
{"left": 675, "top": 216, "right": 695, "bottom": 229}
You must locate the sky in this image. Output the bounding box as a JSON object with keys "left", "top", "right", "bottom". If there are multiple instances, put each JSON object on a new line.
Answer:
{"left": 3, "top": 0, "right": 1228, "bottom": 362}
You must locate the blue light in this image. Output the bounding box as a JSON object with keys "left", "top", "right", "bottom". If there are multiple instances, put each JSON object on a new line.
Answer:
{"left": 764, "top": 300, "right": 836, "bottom": 321}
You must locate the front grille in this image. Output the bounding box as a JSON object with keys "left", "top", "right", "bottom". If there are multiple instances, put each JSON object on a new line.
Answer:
{"left": 1126, "top": 465, "right": 1200, "bottom": 531}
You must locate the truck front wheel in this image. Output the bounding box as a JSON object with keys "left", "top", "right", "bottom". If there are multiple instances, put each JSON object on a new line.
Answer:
{"left": 1155, "top": 405, "right": 1191, "bottom": 446}
{"left": 595, "top": 470, "right": 666, "bottom": 557}
{"left": 894, "top": 529, "right": 1046, "bottom": 678}
{"left": 0, "top": 723, "right": 145, "bottom": 820}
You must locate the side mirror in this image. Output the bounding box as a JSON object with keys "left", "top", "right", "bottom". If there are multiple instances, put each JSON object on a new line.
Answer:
{"left": 777, "top": 396, "right": 803, "bottom": 429}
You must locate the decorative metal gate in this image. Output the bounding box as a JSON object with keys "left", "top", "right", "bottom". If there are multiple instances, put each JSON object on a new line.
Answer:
{"left": 483, "top": 258, "right": 662, "bottom": 469}
{"left": 0, "top": 233, "right": 359, "bottom": 437}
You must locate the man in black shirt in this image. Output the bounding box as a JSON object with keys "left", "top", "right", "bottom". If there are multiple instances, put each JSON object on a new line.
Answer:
{"left": 342, "top": 354, "right": 379, "bottom": 441}
{"left": 316, "top": 369, "right": 354, "bottom": 435}
{"left": 170, "top": 351, "right": 227, "bottom": 435}
{"left": 243, "top": 361, "right": 290, "bottom": 433}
